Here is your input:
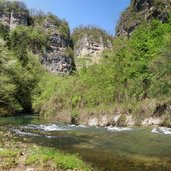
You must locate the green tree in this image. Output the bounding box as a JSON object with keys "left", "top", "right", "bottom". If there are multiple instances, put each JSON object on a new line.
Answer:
{"left": 0, "top": 38, "right": 21, "bottom": 115}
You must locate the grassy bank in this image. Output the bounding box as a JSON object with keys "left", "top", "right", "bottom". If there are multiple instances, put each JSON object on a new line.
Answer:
{"left": 0, "top": 130, "right": 92, "bottom": 171}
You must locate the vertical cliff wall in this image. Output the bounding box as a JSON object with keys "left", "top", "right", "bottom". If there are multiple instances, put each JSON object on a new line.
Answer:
{"left": 72, "top": 27, "right": 112, "bottom": 69}
{"left": 0, "top": 1, "right": 28, "bottom": 29}
{"left": 40, "top": 16, "right": 74, "bottom": 74}
{"left": 116, "top": 0, "right": 171, "bottom": 36}
{"left": 0, "top": 1, "right": 75, "bottom": 74}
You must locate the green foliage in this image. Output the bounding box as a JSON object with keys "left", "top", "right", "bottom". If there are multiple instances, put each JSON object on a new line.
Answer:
{"left": 58, "top": 19, "right": 70, "bottom": 39}
{"left": 0, "top": 0, "right": 28, "bottom": 13}
{"left": 0, "top": 149, "right": 17, "bottom": 170}
{"left": 64, "top": 47, "right": 74, "bottom": 58}
{"left": 161, "top": 112, "right": 171, "bottom": 127}
{"left": 0, "top": 149, "right": 17, "bottom": 157}
{"left": 72, "top": 95, "right": 81, "bottom": 108}
{"left": 33, "top": 19, "right": 171, "bottom": 123}
{"left": 10, "top": 51, "right": 44, "bottom": 112}
{"left": 113, "top": 20, "right": 171, "bottom": 102}
{"left": 0, "top": 131, "right": 91, "bottom": 171}
{"left": 32, "top": 52, "right": 116, "bottom": 117}
{"left": 1, "top": 0, "right": 171, "bottom": 126}
{"left": 148, "top": 32, "right": 171, "bottom": 98}
{"left": 25, "top": 147, "right": 91, "bottom": 171}
{"left": 0, "top": 38, "right": 22, "bottom": 115}
{"left": 0, "top": 22, "right": 9, "bottom": 40}
{"left": 30, "top": 11, "right": 70, "bottom": 39}
{"left": 10, "top": 26, "right": 48, "bottom": 56}
{"left": 0, "top": 25, "right": 45, "bottom": 115}
{"left": 32, "top": 73, "right": 61, "bottom": 113}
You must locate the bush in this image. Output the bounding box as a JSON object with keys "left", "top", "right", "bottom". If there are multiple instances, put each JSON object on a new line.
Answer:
{"left": 0, "top": 0, "right": 29, "bottom": 14}
{"left": 30, "top": 12, "right": 70, "bottom": 39}
{"left": 117, "top": 115, "right": 127, "bottom": 126}
{"left": 161, "top": 112, "right": 171, "bottom": 127}
{"left": 10, "top": 26, "right": 48, "bottom": 56}
{"left": 0, "top": 38, "right": 22, "bottom": 115}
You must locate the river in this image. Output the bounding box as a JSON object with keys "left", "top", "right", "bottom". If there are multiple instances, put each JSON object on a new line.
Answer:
{"left": 1, "top": 115, "right": 171, "bottom": 171}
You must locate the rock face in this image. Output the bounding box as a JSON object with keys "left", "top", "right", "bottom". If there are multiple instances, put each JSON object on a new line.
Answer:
{"left": 43, "top": 55, "right": 73, "bottom": 74}
{"left": 0, "top": 1, "right": 75, "bottom": 75}
{"left": 0, "top": 11, "right": 28, "bottom": 29}
{"left": 74, "top": 34, "right": 112, "bottom": 69}
{"left": 133, "top": 0, "right": 152, "bottom": 12}
{"left": 116, "top": 0, "right": 171, "bottom": 36}
{"left": 10, "top": 11, "right": 28, "bottom": 29}
{"left": 41, "top": 19, "right": 74, "bottom": 74}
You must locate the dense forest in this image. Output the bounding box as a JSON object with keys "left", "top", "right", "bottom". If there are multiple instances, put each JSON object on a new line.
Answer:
{"left": 1, "top": 0, "right": 171, "bottom": 127}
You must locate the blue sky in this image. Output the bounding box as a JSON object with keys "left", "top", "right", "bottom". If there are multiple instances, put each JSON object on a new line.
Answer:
{"left": 22, "top": 0, "right": 130, "bottom": 35}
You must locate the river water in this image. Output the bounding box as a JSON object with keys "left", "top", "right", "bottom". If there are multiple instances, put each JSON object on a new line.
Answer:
{"left": 1, "top": 115, "right": 171, "bottom": 171}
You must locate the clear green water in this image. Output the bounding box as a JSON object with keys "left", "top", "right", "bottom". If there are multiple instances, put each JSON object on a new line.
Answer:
{"left": 1, "top": 115, "right": 171, "bottom": 171}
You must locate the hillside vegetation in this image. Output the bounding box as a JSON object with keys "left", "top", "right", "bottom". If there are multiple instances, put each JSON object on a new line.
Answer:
{"left": 33, "top": 19, "right": 171, "bottom": 125}
{"left": 0, "top": 0, "right": 68, "bottom": 115}
{"left": 1, "top": 0, "right": 171, "bottom": 126}
{"left": 116, "top": 0, "right": 171, "bottom": 36}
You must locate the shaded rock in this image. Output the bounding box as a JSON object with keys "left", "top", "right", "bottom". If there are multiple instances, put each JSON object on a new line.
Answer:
{"left": 116, "top": 0, "right": 171, "bottom": 37}
{"left": 42, "top": 55, "right": 74, "bottom": 74}
{"left": 0, "top": 1, "right": 29, "bottom": 29}
{"left": 0, "top": 11, "right": 28, "bottom": 29}
{"left": 10, "top": 11, "right": 28, "bottom": 29}
{"left": 134, "top": 0, "right": 152, "bottom": 12}
{"left": 41, "top": 18, "right": 74, "bottom": 74}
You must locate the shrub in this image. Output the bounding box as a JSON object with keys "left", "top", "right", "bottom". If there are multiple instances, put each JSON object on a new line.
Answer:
{"left": 161, "top": 112, "right": 171, "bottom": 127}
{"left": 117, "top": 115, "right": 127, "bottom": 126}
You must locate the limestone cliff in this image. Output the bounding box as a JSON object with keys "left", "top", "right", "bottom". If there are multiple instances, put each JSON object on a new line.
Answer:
{"left": 72, "top": 27, "right": 112, "bottom": 69}
{"left": 0, "top": 1, "right": 28, "bottom": 29}
{"left": 39, "top": 15, "right": 74, "bottom": 74}
{"left": 116, "top": 0, "right": 171, "bottom": 36}
{"left": 0, "top": 1, "right": 75, "bottom": 74}
{"left": 0, "top": 1, "right": 113, "bottom": 74}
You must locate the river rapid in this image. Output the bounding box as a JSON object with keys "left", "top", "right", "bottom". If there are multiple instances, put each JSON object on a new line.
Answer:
{"left": 1, "top": 115, "right": 171, "bottom": 171}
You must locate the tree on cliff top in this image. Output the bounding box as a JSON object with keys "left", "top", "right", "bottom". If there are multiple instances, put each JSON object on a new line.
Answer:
{"left": 72, "top": 25, "right": 112, "bottom": 47}
{"left": 0, "top": 0, "right": 29, "bottom": 13}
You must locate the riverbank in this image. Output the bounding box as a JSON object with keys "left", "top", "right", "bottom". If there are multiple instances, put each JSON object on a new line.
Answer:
{"left": 37, "top": 98, "right": 171, "bottom": 128}
{"left": 0, "top": 128, "right": 92, "bottom": 171}
{"left": 1, "top": 115, "right": 171, "bottom": 171}
{"left": 42, "top": 108, "right": 169, "bottom": 128}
